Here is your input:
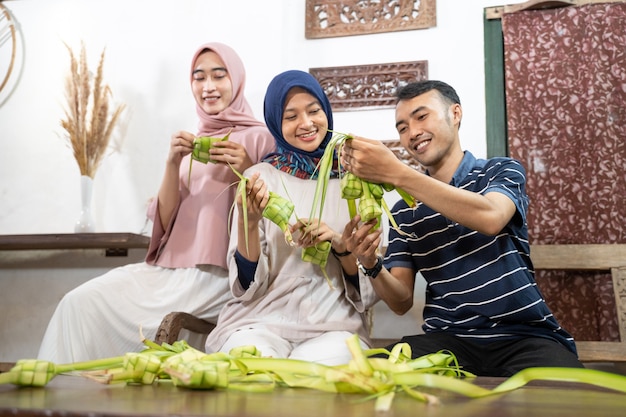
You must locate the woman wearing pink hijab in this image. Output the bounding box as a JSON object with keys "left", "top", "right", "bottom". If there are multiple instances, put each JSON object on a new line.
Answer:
{"left": 37, "top": 42, "right": 275, "bottom": 363}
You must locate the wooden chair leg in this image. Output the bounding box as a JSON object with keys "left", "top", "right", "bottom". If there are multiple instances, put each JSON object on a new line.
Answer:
{"left": 155, "top": 312, "right": 216, "bottom": 345}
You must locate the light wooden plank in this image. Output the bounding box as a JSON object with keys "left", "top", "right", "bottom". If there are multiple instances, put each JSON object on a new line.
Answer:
{"left": 530, "top": 244, "right": 626, "bottom": 270}
{"left": 577, "top": 341, "right": 626, "bottom": 362}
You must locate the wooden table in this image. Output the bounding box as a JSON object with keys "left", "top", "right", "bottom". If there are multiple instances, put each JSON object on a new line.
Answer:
{"left": 1, "top": 375, "right": 625, "bottom": 417}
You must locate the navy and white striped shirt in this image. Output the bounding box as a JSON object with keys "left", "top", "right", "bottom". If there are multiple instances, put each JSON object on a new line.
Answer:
{"left": 385, "top": 151, "right": 576, "bottom": 354}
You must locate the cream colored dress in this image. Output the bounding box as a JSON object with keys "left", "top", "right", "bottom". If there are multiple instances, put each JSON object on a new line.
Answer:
{"left": 205, "top": 163, "right": 379, "bottom": 362}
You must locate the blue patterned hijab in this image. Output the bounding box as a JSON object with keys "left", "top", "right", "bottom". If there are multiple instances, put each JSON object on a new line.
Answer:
{"left": 261, "top": 70, "right": 338, "bottom": 179}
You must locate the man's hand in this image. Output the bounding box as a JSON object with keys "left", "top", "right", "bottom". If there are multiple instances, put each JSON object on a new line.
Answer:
{"left": 342, "top": 136, "right": 403, "bottom": 186}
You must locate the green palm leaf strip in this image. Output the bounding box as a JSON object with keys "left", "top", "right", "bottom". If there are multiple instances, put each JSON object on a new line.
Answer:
{"left": 263, "top": 191, "right": 295, "bottom": 246}
{"left": 301, "top": 240, "right": 334, "bottom": 289}
{"left": 308, "top": 130, "right": 350, "bottom": 225}
{"left": 312, "top": 130, "right": 415, "bottom": 239}
{"left": 225, "top": 164, "right": 251, "bottom": 255}
{"left": 0, "top": 356, "right": 126, "bottom": 387}
{"left": 226, "top": 164, "right": 296, "bottom": 256}
{"left": 188, "top": 129, "right": 231, "bottom": 185}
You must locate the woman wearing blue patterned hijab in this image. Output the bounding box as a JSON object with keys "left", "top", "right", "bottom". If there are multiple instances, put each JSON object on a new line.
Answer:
{"left": 204, "top": 70, "right": 377, "bottom": 366}
{"left": 262, "top": 70, "right": 338, "bottom": 179}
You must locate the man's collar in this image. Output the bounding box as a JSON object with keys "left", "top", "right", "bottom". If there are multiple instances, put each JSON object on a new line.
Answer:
{"left": 450, "top": 151, "right": 475, "bottom": 186}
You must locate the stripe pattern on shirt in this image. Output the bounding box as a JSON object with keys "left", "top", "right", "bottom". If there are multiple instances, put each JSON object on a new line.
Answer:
{"left": 384, "top": 152, "right": 576, "bottom": 353}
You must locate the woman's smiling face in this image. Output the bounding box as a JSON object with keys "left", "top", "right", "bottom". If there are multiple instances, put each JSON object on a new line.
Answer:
{"left": 281, "top": 87, "right": 328, "bottom": 152}
{"left": 191, "top": 50, "right": 233, "bottom": 115}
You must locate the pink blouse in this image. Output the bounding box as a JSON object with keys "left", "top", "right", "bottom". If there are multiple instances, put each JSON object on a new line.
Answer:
{"left": 145, "top": 125, "right": 275, "bottom": 269}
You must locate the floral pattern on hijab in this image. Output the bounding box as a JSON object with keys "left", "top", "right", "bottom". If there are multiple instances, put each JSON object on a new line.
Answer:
{"left": 191, "top": 42, "right": 265, "bottom": 137}
{"left": 261, "top": 70, "right": 339, "bottom": 179}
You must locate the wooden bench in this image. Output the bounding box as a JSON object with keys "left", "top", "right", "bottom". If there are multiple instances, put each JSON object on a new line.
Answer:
{"left": 155, "top": 244, "right": 626, "bottom": 364}
{"left": 531, "top": 244, "right": 626, "bottom": 362}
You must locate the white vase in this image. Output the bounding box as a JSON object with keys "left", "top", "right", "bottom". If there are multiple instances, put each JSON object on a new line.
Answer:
{"left": 74, "top": 175, "right": 96, "bottom": 233}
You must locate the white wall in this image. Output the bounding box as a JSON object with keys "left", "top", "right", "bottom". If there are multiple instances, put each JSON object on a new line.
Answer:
{"left": 0, "top": 0, "right": 525, "bottom": 360}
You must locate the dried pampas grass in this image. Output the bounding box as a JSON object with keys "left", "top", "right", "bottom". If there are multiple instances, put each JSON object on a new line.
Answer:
{"left": 61, "top": 42, "right": 125, "bottom": 178}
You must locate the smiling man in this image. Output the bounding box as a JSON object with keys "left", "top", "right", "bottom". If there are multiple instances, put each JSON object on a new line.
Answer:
{"left": 341, "top": 80, "right": 584, "bottom": 377}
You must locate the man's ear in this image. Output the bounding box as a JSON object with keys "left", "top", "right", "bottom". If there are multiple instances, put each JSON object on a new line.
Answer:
{"left": 451, "top": 103, "right": 462, "bottom": 128}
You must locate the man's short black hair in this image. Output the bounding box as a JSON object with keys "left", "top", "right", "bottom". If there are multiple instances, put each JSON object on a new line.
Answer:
{"left": 395, "top": 80, "right": 461, "bottom": 106}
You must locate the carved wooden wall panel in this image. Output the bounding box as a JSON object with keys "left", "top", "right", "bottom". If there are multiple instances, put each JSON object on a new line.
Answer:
{"left": 305, "top": 0, "right": 437, "bottom": 39}
{"left": 310, "top": 60, "right": 428, "bottom": 111}
{"left": 383, "top": 140, "right": 424, "bottom": 172}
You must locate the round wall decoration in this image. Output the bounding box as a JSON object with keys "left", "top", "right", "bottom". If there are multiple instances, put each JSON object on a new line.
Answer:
{"left": 0, "top": 2, "right": 21, "bottom": 105}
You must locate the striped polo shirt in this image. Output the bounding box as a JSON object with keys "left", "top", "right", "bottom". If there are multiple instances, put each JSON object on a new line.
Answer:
{"left": 384, "top": 151, "right": 576, "bottom": 354}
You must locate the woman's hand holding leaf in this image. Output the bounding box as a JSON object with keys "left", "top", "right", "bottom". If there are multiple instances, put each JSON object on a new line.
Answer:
{"left": 291, "top": 218, "right": 334, "bottom": 249}
{"left": 168, "top": 131, "right": 195, "bottom": 166}
{"left": 211, "top": 141, "right": 254, "bottom": 173}
{"left": 343, "top": 215, "right": 382, "bottom": 266}
{"left": 234, "top": 172, "right": 268, "bottom": 260}
{"left": 237, "top": 172, "right": 268, "bottom": 225}
{"left": 158, "top": 130, "right": 195, "bottom": 230}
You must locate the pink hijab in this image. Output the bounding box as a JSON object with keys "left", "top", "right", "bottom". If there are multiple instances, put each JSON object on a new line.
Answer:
{"left": 190, "top": 42, "right": 265, "bottom": 136}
